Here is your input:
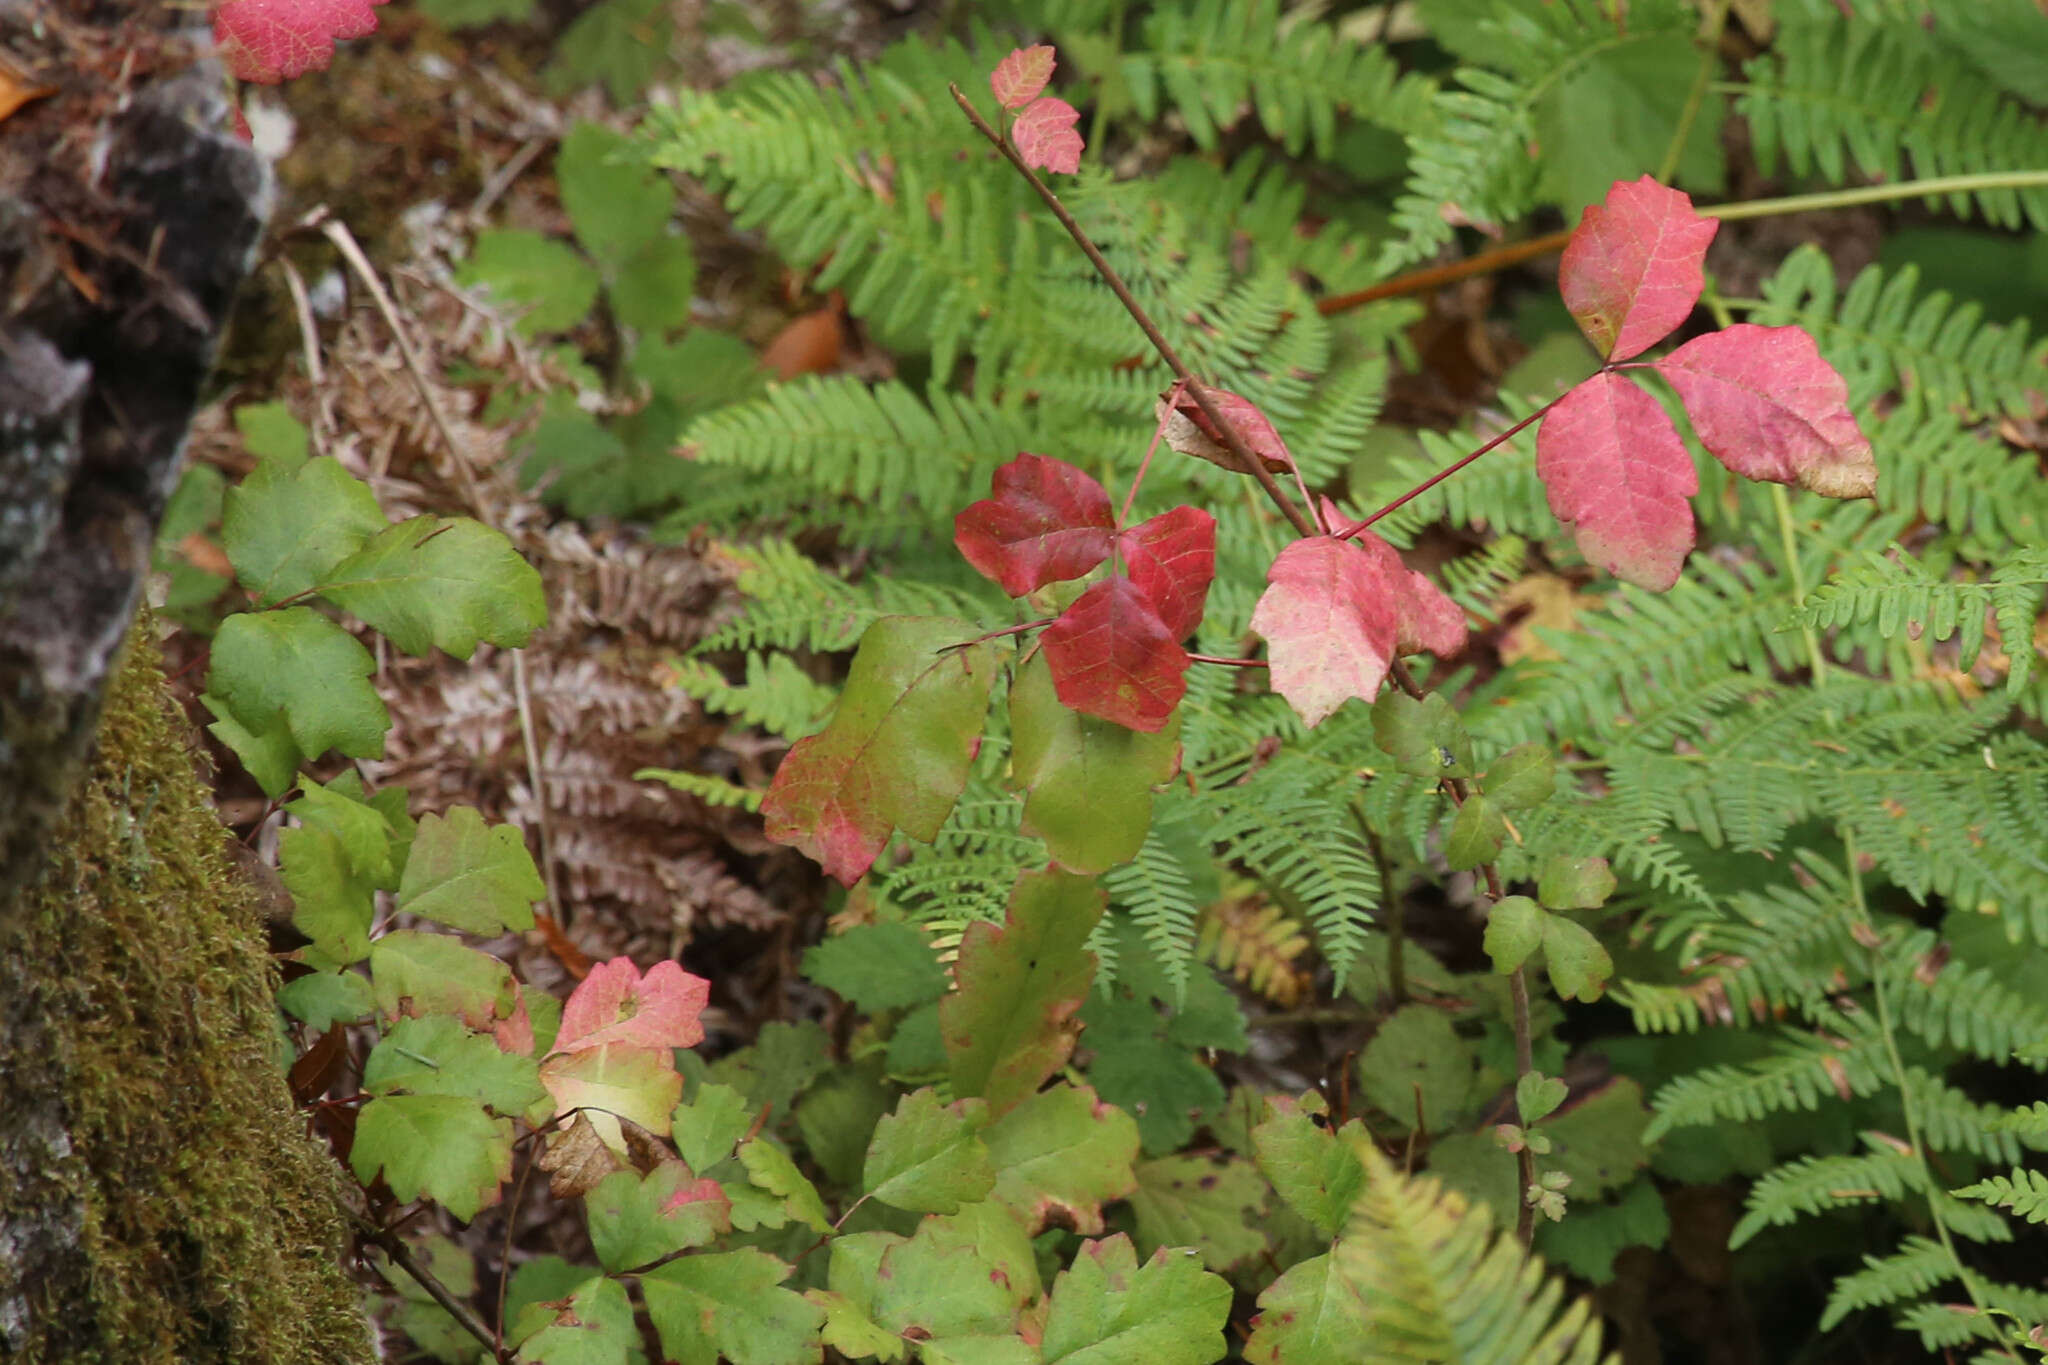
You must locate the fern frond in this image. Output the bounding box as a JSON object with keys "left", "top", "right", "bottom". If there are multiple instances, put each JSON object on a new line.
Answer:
{"left": 696, "top": 538, "right": 1001, "bottom": 654}
{"left": 1123, "top": 0, "right": 1436, "bottom": 158}
{"left": 1197, "top": 892, "right": 1310, "bottom": 1008}
{"left": 1328, "top": 1139, "right": 1613, "bottom": 1363}
{"left": 634, "top": 767, "right": 765, "bottom": 813}
{"left": 1104, "top": 816, "right": 1206, "bottom": 1003}
{"left": 1644, "top": 1025, "right": 1888, "bottom": 1138}
{"left": 1820, "top": 1235, "right": 1958, "bottom": 1331}
{"left": 1887, "top": 931, "right": 2048, "bottom": 1070}
{"left": 1740, "top": 4, "right": 2048, "bottom": 231}
{"left": 1746, "top": 245, "right": 2048, "bottom": 421}
{"left": 1789, "top": 547, "right": 2048, "bottom": 691}
{"left": 666, "top": 652, "right": 836, "bottom": 739}
{"left": 1730, "top": 1143, "right": 1928, "bottom": 1248}
{"left": 1953, "top": 1169, "right": 2048, "bottom": 1225}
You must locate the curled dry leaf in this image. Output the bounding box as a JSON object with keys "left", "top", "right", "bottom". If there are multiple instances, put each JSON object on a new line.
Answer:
{"left": 1559, "top": 175, "right": 1719, "bottom": 362}
{"left": 1156, "top": 386, "right": 1296, "bottom": 475}
{"left": 1535, "top": 372, "right": 1697, "bottom": 591}
{"left": 991, "top": 45, "right": 1057, "bottom": 109}
{"left": 1657, "top": 324, "right": 1876, "bottom": 498}
{"left": 1012, "top": 96, "right": 1084, "bottom": 175}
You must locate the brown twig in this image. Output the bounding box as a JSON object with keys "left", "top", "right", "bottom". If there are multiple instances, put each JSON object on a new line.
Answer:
{"left": 1316, "top": 229, "right": 1574, "bottom": 316}
{"left": 949, "top": 85, "right": 1317, "bottom": 540}
{"left": 352, "top": 1207, "right": 507, "bottom": 1363}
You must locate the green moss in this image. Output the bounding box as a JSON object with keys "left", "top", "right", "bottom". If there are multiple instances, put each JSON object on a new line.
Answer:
{"left": 4, "top": 624, "right": 373, "bottom": 1363}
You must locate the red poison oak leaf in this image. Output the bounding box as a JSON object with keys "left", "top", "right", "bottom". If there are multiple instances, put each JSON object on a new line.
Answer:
{"left": 1250, "top": 538, "right": 1397, "bottom": 728}
{"left": 1536, "top": 371, "right": 1697, "bottom": 591}
{"left": 1012, "top": 97, "right": 1084, "bottom": 175}
{"left": 1657, "top": 324, "right": 1877, "bottom": 498}
{"left": 555, "top": 958, "right": 710, "bottom": 1055}
{"left": 955, "top": 454, "right": 1115, "bottom": 596}
{"left": 214, "top": 0, "right": 391, "bottom": 83}
{"left": 1157, "top": 386, "right": 1296, "bottom": 475}
{"left": 762, "top": 617, "right": 1002, "bottom": 883}
{"left": 1119, "top": 505, "right": 1216, "bottom": 641}
{"left": 1559, "top": 176, "right": 1719, "bottom": 362}
{"left": 1370, "top": 537, "right": 1467, "bottom": 659}
{"left": 1041, "top": 577, "right": 1187, "bottom": 732}
{"left": 991, "top": 45, "right": 1057, "bottom": 109}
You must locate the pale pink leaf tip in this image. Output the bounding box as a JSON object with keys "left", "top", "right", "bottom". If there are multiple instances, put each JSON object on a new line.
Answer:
{"left": 991, "top": 45, "right": 1057, "bottom": 109}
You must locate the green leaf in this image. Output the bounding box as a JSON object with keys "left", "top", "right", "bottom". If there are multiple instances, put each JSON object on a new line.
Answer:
{"left": 1251, "top": 1094, "right": 1365, "bottom": 1240}
{"left": 513, "top": 1275, "right": 637, "bottom": 1365}
{"left": 761, "top": 615, "right": 1003, "bottom": 885}
{"left": 319, "top": 516, "right": 547, "bottom": 658}
{"left": 709, "top": 1019, "right": 833, "bottom": 1117}
{"left": 1541, "top": 916, "right": 1613, "bottom": 1002}
{"left": 1533, "top": 33, "right": 1724, "bottom": 217}
{"left": 457, "top": 229, "right": 602, "bottom": 335}
{"left": 739, "top": 1138, "right": 831, "bottom": 1233}
{"left": 221, "top": 457, "right": 385, "bottom": 606}
{"left": 350, "top": 1093, "right": 512, "bottom": 1220}
{"left": 540, "top": 1044, "right": 682, "bottom": 1148}
{"left": 1243, "top": 1252, "right": 1370, "bottom": 1365}
{"left": 863, "top": 1088, "right": 995, "bottom": 1214}
{"left": 503, "top": 1257, "right": 593, "bottom": 1347}
{"left": 794, "top": 1063, "right": 890, "bottom": 1188}
{"left": 611, "top": 236, "right": 699, "bottom": 334}
{"left": 287, "top": 776, "right": 398, "bottom": 888}
{"left": 886, "top": 1002, "right": 945, "bottom": 1080}
{"left": 363, "top": 1014, "right": 547, "bottom": 1115}
{"left": 234, "top": 401, "right": 310, "bottom": 468}
{"left": 1011, "top": 651, "right": 1182, "bottom": 875}
{"left": 557, "top": 121, "right": 674, "bottom": 270}
{"left": 1370, "top": 691, "right": 1473, "bottom": 779}
{"left": 1128, "top": 1155, "right": 1268, "bottom": 1273}
{"left": 943, "top": 870, "right": 1105, "bottom": 1117}
{"left": 397, "top": 806, "right": 543, "bottom": 935}
{"left": 586, "top": 1164, "right": 732, "bottom": 1273}
{"left": 1039, "top": 1233, "right": 1232, "bottom": 1365}
{"left": 369, "top": 929, "right": 519, "bottom": 1029}
{"left": 1516, "top": 1072, "right": 1568, "bottom": 1125}
{"left": 378, "top": 1234, "right": 478, "bottom": 1364}
{"left": 277, "top": 969, "right": 375, "bottom": 1030}
{"left": 1481, "top": 742, "right": 1555, "bottom": 811}
{"left": 1546, "top": 1078, "right": 1651, "bottom": 1201}
{"left": 280, "top": 825, "right": 374, "bottom": 969}
{"left": 1443, "top": 793, "right": 1505, "bottom": 871}
{"left": 210, "top": 607, "right": 389, "bottom": 759}
{"left": 202, "top": 692, "right": 303, "bottom": 796}
{"left": 415, "top": 0, "right": 532, "bottom": 29}
{"left": 1482, "top": 896, "right": 1545, "bottom": 974}
{"left": 802, "top": 922, "right": 950, "bottom": 1013}
{"left": 547, "top": 0, "right": 672, "bottom": 105}
{"left": 838, "top": 1202, "right": 1041, "bottom": 1345}
{"left": 642, "top": 1249, "right": 825, "bottom": 1365}
{"left": 1537, "top": 855, "right": 1617, "bottom": 910}
{"left": 672, "top": 1083, "right": 754, "bottom": 1174}
{"left": 1356, "top": 1003, "right": 1476, "bottom": 1134}
{"left": 808, "top": 1288, "right": 905, "bottom": 1362}
{"left": 983, "top": 1082, "right": 1139, "bottom": 1236}
{"left": 1080, "top": 993, "right": 1224, "bottom": 1157}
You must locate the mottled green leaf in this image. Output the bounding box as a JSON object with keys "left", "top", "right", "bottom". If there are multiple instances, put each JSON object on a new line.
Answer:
{"left": 739, "top": 1138, "right": 831, "bottom": 1233}
{"left": 350, "top": 1093, "right": 512, "bottom": 1220}
{"left": 944, "top": 870, "right": 1105, "bottom": 1117}
{"left": 983, "top": 1082, "right": 1139, "bottom": 1235}
{"left": 364, "top": 1014, "right": 546, "bottom": 1115}
{"left": 1482, "top": 896, "right": 1545, "bottom": 974}
{"left": 585, "top": 1164, "right": 732, "bottom": 1273}
{"left": 1542, "top": 915, "right": 1613, "bottom": 1002}
{"left": 319, "top": 516, "right": 547, "bottom": 659}
{"left": 369, "top": 929, "right": 519, "bottom": 1028}
{"left": 1243, "top": 1252, "right": 1370, "bottom": 1365}
{"left": 1127, "top": 1154, "right": 1267, "bottom": 1272}
{"left": 1011, "top": 651, "right": 1181, "bottom": 874}
{"left": 513, "top": 1275, "right": 636, "bottom": 1365}
{"left": 1482, "top": 742, "right": 1555, "bottom": 811}
{"left": 1251, "top": 1094, "right": 1364, "bottom": 1240}
{"left": 457, "top": 229, "right": 602, "bottom": 335}
{"left": 210, "top": 607, "right": 388, "bottom": 759}
{"left": 1356, "top": 1004, "right": 1476, "bottom": 1133}
{"left": 221, "top": 457, "right": 384, "bottom": 605}
{"left": 1538, "top": 855, "right": 1617, "bottom": 910}
{"left": 803, "top": 922, "right": 950, "bottom": 1013}
{"left": 642, "top": 1249, "right": 825, "bottom": 1365}
{"left": 1443, "top": 793, "right": 1505, "bottom": 871}
{"left": 863, "top": 1088, "right": 995, "bottom": 1214}
{"left": 1370, "top": 690, "right": 1472, "bottom": 778}
{"left": 397, "top": 806, "right": 543, "bottom": 935}
{"left": 1040, "top": 1234, "right": 1231, "bottom": 1365}
{"left": 672, "top": 1083, "right": 753, "bottom": 1175}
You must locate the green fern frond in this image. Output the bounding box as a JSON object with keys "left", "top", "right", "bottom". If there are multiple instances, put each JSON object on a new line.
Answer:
{"left": 634, "top": 767, "right": 765, "bottom": 813}
{"left": 1745, "top": 245, "right": 2048, "bottom": 421}
{"left": 867, "top": 783, "right": 1043, "bottom": 936}
{"left": 666, "top": 652, "right": 836, "bottom": 739}
{"left": 1730, "top": 1144, "right": 1929, "bottom": 1248}
{"left": 1887, "top": 932, "right": 2048, "bottom": 1070}
{"left": 1331, "top": 1138, "right": 1614, "bottom": 1364}
{"left": 1103, "top": 813, "right": 1206, "bottom": 1003}
{"left": 1953, "top": 1169, "right": 2048, "bottom": 1225}
{"left": 1740, "top": 3, "right": 2048, "bottom": 231}
{"left": 1122, "top": 0, "right": 1436, "bottom": 158}
{"left": 1820, "top": 1235, "right": 1958, "bottom": 1331}
{"left": 1789, "top": 547, "right": 2048, "bottom": 691}
{"left": 696, "top": 538, "right": 1002, "bottom": 655}
{"left": 1644, "top": 1025, "right": 1888, "bottom": 1139}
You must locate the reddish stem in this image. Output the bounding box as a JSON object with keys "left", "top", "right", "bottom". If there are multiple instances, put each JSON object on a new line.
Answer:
{"left": 1186, "top": 653, "right": 1269, "bottom": 669}
{"left": 1330, "top": 393, "right": 1565, "bottom": 541}
{"left": 946, "top": 618, "right": 1055, "bottom": 651}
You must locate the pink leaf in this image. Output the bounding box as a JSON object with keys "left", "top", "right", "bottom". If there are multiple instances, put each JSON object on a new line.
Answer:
{"left": 1559, "top": 176, "right": 1719, "bottom": 362}
{"left": 213, "top": 0, "right": 390, "bottom": 84}
{"left": 1657, "top": 324, "right": 1877, "bottom": 498}
{"left": 1119, "top": 506, "right": 1216, "bottom": 642}
{"left": 1041, "top": 577, "right": 1187, "bottom": 732}
{"left": 1358, "top": 534, "right": 1467, "bottom": 659}
{"left": 1156, "top": 386, "right": 1296, "bottom": 475}
{"left": 1012, "top": 97, "right": 1084, "bottom": 175}
{"left": 555, "top": 958, "right": 711, "bottom": 1056}
{"left": 1249, "top": 538, "right": 1397, "bottom": 728}
{"left": 493, "top": 993, "right": 535, "bottom": 1058}
{"left": 661, "top": 1175, "right": 732, "bottom": 1217}
{"left": 1536, "top": 373, "right": 1698, "bottom": 591}
{"left": 955, "top": 454, "right": 1115, "bottom": 597}
{"left": 991, "top": 45, "right": 1057, "bottom": 109}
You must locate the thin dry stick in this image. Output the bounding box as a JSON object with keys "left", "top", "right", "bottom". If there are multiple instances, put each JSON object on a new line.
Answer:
{"left": 511, "top": 647, "right": 566, "bottom": 928}
{"left": 311, "top": 210, "right": 488, "bottom": 514}
{"left": 353, "top": 1207, "right": 507, "bottom": 1363}
{"left": 956, "top": 80, "right": 1542, "bottom": 1244}
{"left": 949, "top": 85, "right": 1318, "bottom": 541}
{"left": 274, "top": 256, "right": 329, "bottom": 456}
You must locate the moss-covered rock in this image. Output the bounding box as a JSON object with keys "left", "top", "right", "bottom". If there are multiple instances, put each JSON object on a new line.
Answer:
{"left": 0, "top": 623, "right": 373, "bottom": 1363}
